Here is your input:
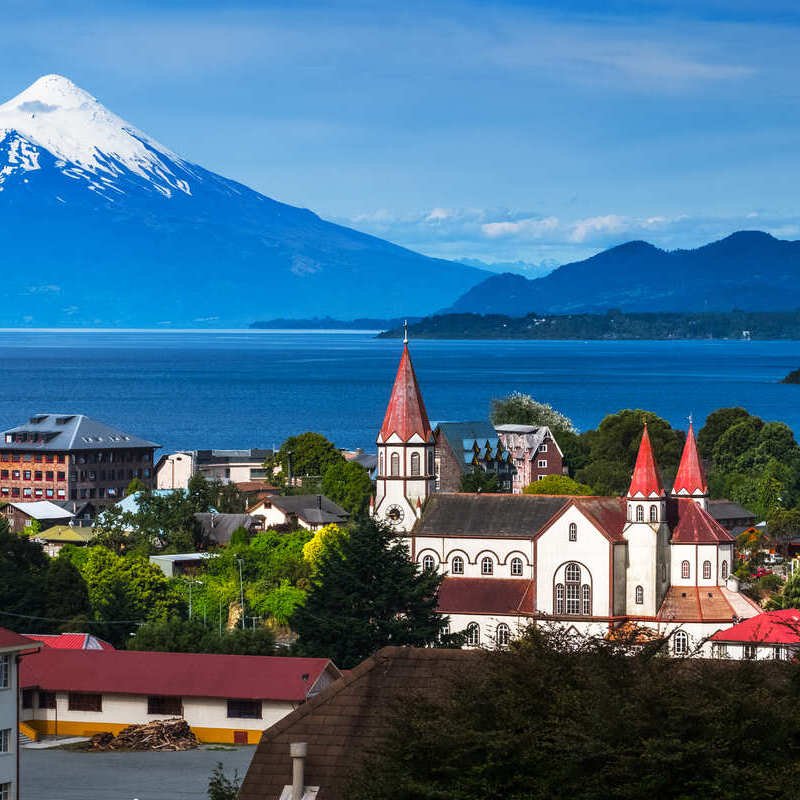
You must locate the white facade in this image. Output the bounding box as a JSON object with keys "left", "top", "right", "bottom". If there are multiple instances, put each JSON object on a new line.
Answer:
{"left": 156, "top": 452, "right": 195, "bottom": 489}
{"left": 412, "top": 535, "right": 533, "bottom": 580}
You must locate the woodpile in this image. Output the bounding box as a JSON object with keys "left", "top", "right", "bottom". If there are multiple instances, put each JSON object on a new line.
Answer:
{"left": 88, "top": 718, "right": 199, "bottom": 751}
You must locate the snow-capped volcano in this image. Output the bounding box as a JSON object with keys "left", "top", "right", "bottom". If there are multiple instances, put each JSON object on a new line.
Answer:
{"left": 0, "top": 74, "right": 193, "bottom": 198}
{"left": 0, "top": 75, "right": 486, "bottom": 327}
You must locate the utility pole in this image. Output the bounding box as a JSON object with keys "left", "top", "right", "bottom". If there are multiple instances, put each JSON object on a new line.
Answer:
{"left": 237, "top": 557, "right": 245, "bottom": 629}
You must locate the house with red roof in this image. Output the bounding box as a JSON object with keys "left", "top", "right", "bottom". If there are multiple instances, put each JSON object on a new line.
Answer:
{"left": 25, "top": 632, "right": 114, "bottom": 651}
{"left": 19, "top": 648, "right": 341, "bottom": 744}
{"left": 706, "top": 609, "right": 800, "bottom": 660}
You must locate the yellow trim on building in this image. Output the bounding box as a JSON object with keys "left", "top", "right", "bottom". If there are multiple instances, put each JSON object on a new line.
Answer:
{"left": 18, "top": 721, "right": 39, "bottom": 742}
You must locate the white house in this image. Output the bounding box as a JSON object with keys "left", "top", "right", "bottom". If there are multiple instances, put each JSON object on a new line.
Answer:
{"left": 156, "top": 449, "right": 273, "bottom": 490}
{"left": 248, "top": 495, "right": 349, "bottom": 531}
{"left": 705, "top": 608, "right": 800, "bottom": 660}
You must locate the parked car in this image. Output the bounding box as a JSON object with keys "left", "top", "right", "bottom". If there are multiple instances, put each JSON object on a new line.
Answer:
{"left": 752, "top": 567, "right": 774, "bottom": 579}
{"left": 765, "top": 554, "right": 784, "bottom": 566}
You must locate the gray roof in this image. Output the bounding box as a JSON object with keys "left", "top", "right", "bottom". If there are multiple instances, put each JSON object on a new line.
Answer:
{"left": 194, "top": 513, "right": 258, "bottom": 545}
{"left": 195, "top": 449, "right": 272, "bottom": 465}
{"left": 2, "top": 414, "right": 159, "bottom": 452}
{"left": 8, "top": 500, "right": 74, "bottom": 521}
{"left": 708, "top": 499, "right": 756, "bottom": 521}
{"left": 414, "top": 493, "right": 567, "bottom": 538}
{"left": 268, "top": 495, "right": 349, "bottom": 525}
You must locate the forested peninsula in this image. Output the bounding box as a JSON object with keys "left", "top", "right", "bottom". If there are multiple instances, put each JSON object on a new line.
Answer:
{"left": 379, "top": 310, "right": 800, "bottom": 340}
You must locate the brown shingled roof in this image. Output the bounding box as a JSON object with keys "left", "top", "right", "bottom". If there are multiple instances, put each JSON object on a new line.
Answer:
{"left": 437, "top": 577, "right": 535, "bottom": 615}
{"left": 670, "top": 499, "right": 734, "bottom": 544}
{"left": 238, "top": 646, "right": 480, "bottom": 800}
{"left": 657, "top": 586, "right": 738, "bottom": 623}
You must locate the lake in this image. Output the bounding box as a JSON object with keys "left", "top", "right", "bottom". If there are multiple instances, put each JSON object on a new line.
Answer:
{"left": 1, "top": 331, "right": 799, "bottom": 452}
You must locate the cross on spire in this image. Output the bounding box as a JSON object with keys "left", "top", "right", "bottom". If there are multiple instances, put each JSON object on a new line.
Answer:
{"left": 403, "top": 319, "right": 408, "bottom": 344}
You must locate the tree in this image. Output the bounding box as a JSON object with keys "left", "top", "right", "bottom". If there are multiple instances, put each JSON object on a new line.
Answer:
{"left": 697, "top": 407, "right": 752, "bottom": 459}
{"left": 460, "top": 469, "right": 500, "bottom": 493}
{"left": 523, "top": 474, "right": 594, "bottom": 495}
{"left": 43, "top": 555, "right": 92, "bottom": 626}
{"left": 303, "top": 524, "right": 347, "bottom": 573}
{"left": 321, "top": 459, "right": 373, "bottom": 515}
{"left": 21, "top": 518, "right": 41, "bottom": 538}
{"left": 276, "top": 432, "right": 344, "bottom": 482}
{"left": 768, "top": 508, "right": 800, "bottom": 553}
{"left": 0, "top": 519, "right": 49, "bottom": 632}
{"left": 490, "top": 392, "right": 577, "bottom": 435}
{"left": 128, "top": 617, "right": 276, "bottom": 655}
{"left": 293, "top": 516, "right": 450, "bottom": 668}
{"left": 125, "top": 477, "right": 147, "bottom": 496}
{"left": 208, "top": 762, "right": 241, "bottom": 800}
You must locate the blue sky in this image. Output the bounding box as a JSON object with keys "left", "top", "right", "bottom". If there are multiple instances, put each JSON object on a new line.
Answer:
{"left": 2, "top": 0, "right": 799, "bottom": 268}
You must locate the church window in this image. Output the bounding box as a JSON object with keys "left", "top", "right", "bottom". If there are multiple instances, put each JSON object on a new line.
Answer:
{"left": 673, "top": 631, "right": 689, "bottom": 656}
{"left": 649, "top": 505, "right": 658, "bottom": 523}
{"left": 582, "top": 584, "right": 591, "bottom": 615}
{"left": 496, "top": 623, "right": 510, "bottom": 647}
{"left": 481, "top": 556, "right": 494, "bottom": 575}
{"left": 428, "top": 451, "right": 434, "bottom": 475}
{"left": 565, "top": 563, "right": 581, "bottom": 614}
{"left": 422, "top": 554, "right": 435, "bottom": 571}
{"left": 451, "top": 555, "right": 464, "bottom": 574}
{"left": 379, "top": 454, "right": 384, "bottom": 476}
{"left": 410, "top": 452, "right": 421, "bottom": 476}
{"left": 466, "top": 622, "right": 480, "bottom": 647}
{"left": 635, "top": 585, "right": 644, "bottom": 604}
{"left": 703, "top": 560, "right": 711, "bottom": 580}
{"left": 721, "top": 560, "right": 729, "bottom": 580}
{"left": 569, "top": 522, "right": 577, "bottom": 542}
{"left": 390, "top": 453, "right": 400, "bottom": 476}
{"left": 661, "top": 563, "right": 666, "bottom": 582}
{"left": 681, "top": 560, "right": 690, "bottom": 579}
{"left": 636, "top": 505, "right": 644, "bottom": 522}
{"left": 510, "top": 557, "right": 523, "bottom": 576}
{"left": 555, "top": 583, "right": 564, "bottom": 614}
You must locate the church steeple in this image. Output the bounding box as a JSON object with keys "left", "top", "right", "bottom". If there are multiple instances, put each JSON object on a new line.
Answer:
{"left": 672, "top": 420, "right": 708, "bottom": 508}
{"left": 378, "top": 341, "right": 432, "bottom": 444}
{"left": 628, "top": 423, "right": 665, "bottom": 499}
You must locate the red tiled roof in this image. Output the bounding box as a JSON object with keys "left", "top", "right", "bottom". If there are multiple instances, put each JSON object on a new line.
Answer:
{"left": 379, "top": 344, "right": 432, "bottom": 442}
{"left": 671, "top": 499, "right": 734, "bottom": 544}
{"left": 0, "top": 627, "right": 39, "bottom": 651}
{"left": 672, "top": 422, "right": 707, "bottom": 496}
{"left": 628, "top": 424, "right": 665, "bottom": 498}
{"left": 709, "top": 609, "right": 800, "bottom": 645}
{"left": 437, "top": 577, "right": 535, "bottom": 615}
{"left": 21, "top": 649, "right": 339, "bottom": 701}
{"left": 657, "top": 586, "right": 739, "bottom": 622}
{"left": 26, "top": 633, "right": 115, "bottom": 651}
{"left": 572, "top": 497, "right": 627, "bottom": 543}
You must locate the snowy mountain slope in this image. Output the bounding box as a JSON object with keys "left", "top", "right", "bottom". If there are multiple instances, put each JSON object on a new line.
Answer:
{"left": 0, "top": 75, "right": 486, "bottom": 326}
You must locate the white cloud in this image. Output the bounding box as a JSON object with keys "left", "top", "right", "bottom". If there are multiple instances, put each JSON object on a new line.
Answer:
{"left": 481, "top": 216, "right": 559, "bottom": 238}
{"left": 425, "top": 207, "right": 452, "bottom": 222}
{"left": 569, "top": 215, "right": 628, "bottom": 243}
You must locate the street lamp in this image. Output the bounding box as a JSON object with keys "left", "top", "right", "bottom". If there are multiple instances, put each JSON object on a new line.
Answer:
{"left": 236, "top": 557, "right": 245, "bottom": 629}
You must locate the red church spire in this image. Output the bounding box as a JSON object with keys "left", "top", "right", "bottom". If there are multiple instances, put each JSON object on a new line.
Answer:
{"left": 628, "top": 423, "right": 665, "bottom": 498}
{"left": 672, "top": 420, "right": 707, "bottom": 496}
{"left": 378, "top": 339, "right": 432, "bottom": 443}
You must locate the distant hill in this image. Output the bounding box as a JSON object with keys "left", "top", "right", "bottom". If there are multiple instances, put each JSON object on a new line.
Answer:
{"left": 446, "top": 232, "right": 800, "bottom": 316}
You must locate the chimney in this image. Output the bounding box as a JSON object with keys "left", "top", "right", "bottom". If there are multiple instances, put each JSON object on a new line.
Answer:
{"left": 290, "top": 741, "right": 307, "bottom": 800}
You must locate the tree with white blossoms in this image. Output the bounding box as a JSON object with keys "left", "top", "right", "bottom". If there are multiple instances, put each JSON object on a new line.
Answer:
{"left": 490, "top": 392, "right": 578, "bottom": 435}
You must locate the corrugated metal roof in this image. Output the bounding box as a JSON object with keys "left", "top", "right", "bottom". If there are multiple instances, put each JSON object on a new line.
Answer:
{"left": 2, "top": 414, "right": 159, "bottom": 451}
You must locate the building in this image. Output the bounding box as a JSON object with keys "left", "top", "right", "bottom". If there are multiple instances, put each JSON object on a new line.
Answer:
{"left": 25, "top": 633, "right": 114, "bottom": 651}
{"left": 21, "top": 649, "right": 341, "bottom": 744}
{"left": 433, "top": 421, "right": 515, "bottom": 492}
{"left": 31, "top": 524, "right": 95, "bottom": 557}
{"left": 494, "top": 424, "right": 565, "bottom": 493}
{"left": 1, "top": 414, "right": 158, "bottom": 506}
{"left": 194, "top": 512, "right": 261, "bottom": 545}
{"left": 156, "top": 449, "right": 273, "bottom": 490}
{"left": 706, "top": 609, "right": 800, "bottom": 660}
{"left": 239, "top": 647, "right": 477, "bottom": 800}
{"left": 248, "top": 495, "right": 349, "bottom": 531}
{"left": 149, "top": 552, "right": 217, "bottom": 578}
{"left": 0, "top": 628, "right": 40, "bottom": 800}
{"left": 706, "top": 499, "right": 758, "bottom": 533}
{"left": 1, "top": 500, "right": 73, "bottom": 533}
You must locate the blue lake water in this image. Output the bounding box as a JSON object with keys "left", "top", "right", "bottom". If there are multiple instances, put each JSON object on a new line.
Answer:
{"left": 0, "top": 331, "right": 799, "bottom": 452}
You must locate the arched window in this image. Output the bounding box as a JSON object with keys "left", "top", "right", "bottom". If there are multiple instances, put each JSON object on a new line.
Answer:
{"left": 681, "top": 560, "right": 690, "bottom": 579}
{"left": 390, "top": 452, "right": 400, "bottom": 476}
{"left": 565, "top": 563, "right": 581, "bottom": 615}
{"left": 466, "top": 622, "right": 480, "bottom": 647}
{"left": 379, "top": 453, "right": 384, "bottom": 476}
{"left": 721, "top": 560, "right": 729, "bottom": 580}
{"left": 495, "top": 623, "right": 510, "bottom": 647}
{"left": 451, "top": 555, "right": 464, "bottom": 575}
{"left": 582, "top": 584, "right": 591, "bottom": 616}
{"left": 510, "top": 557, "right": 523, "bottom": 576}
{"left": 422, "top": 554, "right": 435, "bottom": 571}
{"left": 703, "top": 560, "right": 711, "bottom": 580}
{"left": 636, "top": 505, "right": 644, "bottom": 522}
{"left": 481, "top": 556, "right": 494, "bottom": 575}
{"left": 649, "top": 505, "right": 658, "bottom": 523}
{"left": 555, "top": 583, "right": 564, "bottom": 614}
{"left": 673, "top": 630, "right": 689, "bottom": 656}
{"left": 568, "top": 522, "right": 577, "bottom": 542}
{"left": 635, "top": 585, "right": 644, "bottom": 604}
{"left": 410, "top": 452, "right": 421, "bottom": 476}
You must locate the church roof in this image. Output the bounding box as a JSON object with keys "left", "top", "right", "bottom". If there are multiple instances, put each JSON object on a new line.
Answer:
{"left": 657, "top": 585, "right": 760, "bottom": 623}
{"left": 437, "top": 577, "right": 535, "bottom": 615}
{"left": 379, "top": 344, "right": 432, "bottom": 442}
{"left": 627, "top": 424, "right": 665, "bottom": 498}
{"left": 672, "top": 422, "right": 707, "bottom": 496}
{"left": 670, "top": 499, "right": 734, "bottom": 544}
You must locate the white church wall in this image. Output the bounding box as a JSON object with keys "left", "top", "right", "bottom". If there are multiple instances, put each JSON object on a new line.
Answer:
{"left": 413, "top": 536, "right": 534, "bottom": 579}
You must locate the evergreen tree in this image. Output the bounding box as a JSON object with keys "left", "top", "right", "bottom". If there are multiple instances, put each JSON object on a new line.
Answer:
{"left": 43, "top": 555, "right": 92, "bottom": 626}
{"left": 292, "top": 516, "right": 449, "bottom": 668}
{"left": 0, "top": 519, "right": 49, "bottom": 631}
{"left": 321, "top": 459, "right": 373, "bottom": 515}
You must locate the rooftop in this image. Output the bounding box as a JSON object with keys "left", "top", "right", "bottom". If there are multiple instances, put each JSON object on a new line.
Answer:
{"left": 709, "top": 609, "right": 800, "bottom": 644}
{"left": 657, "top": 585, "right": 760, "bottom": 623}
{"left": 0, "top": 627, "right": 40, "bottom": 653}
{"left": 437, "top": 577, "right": 535, "bottom": 615}
{"left": 7, "top": 500, "right": 74, "bottom": 520}
{"left": 266, "top": 495, "right": 349, "bottom": 526}
{"left": 669, "top": 499, "right": 735, "bottom": 545}
{"left": 26, "top": 632, "right": 114, "bottom": 650}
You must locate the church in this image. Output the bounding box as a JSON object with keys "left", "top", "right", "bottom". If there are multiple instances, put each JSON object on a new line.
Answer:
{"left": 373, "top": 338, "right": 761, "bottom": 654}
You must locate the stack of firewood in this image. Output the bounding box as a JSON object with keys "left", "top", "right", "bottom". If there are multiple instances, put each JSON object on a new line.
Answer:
{"left": 88, "top": 718, "right": 199, "bottom": 751}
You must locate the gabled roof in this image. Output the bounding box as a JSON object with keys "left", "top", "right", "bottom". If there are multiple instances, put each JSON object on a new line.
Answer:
{"left": 238, "top": 647, "right": 480, "bottom": 800}
{"left": 32, "top": 525, "right": 95, "bottom": 544}
{"left": 414, "top": 493, "right": 566, "bottom": 538}
{"left": 657, "top": 586, "right": 760, "bottom": 623}
{"left": 707, "top": 499, "right": 757, "bottom": 522}
{"left": 7, "top": 500, "right": 74, "bottom": 520}
{"left": 709, "top": 609, "right": 800, "bottom": 644}
{"left": 2, "top": 414, "right": 159, "bottom": 451}
{"left": 571, "top": 496, "right": 628, "bottom": 543}
{"left": 21, "top": 649, "right": 340, "bottom": 701}
{"left": 378, "top": 344, "right": 432, "bottom": 442}
{"left": 26, "top": 633, "right": 114, "bottom": 650}
{"left": 194, "top": 512, "right": 258, "bottom": 544}
{"left": 263, "top": 494, "right": 349, "bottom": 526}
{"left": 670, "top": 499, "right": 734, "bottom": 544}
{"left": 0, "top": 627, "right": 39, "bottom": 653}
{"left": 628, "top": 424, "right": 665, "bottom": 498}
{"left": 672, "top": 422, "right": 707, "bottom": 496}
{"left": 437, "top": 577, "right": 535, "bottom": 615}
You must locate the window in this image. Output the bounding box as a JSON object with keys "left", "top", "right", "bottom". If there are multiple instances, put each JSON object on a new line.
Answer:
{"left": 422, "top": 554, "right": 436, "bottom": 571}
{"left": 636, "top": 505, "right": 644, "bottom": 522}
{"left": 451, "top": 555, "right": 464, "bottom": 575}
{"left": 69, "top": 692, "right": 102, "bottom": 712}
{"left": 582, "top": 584, "right": 591, "bottom": 615}
{"left": 714, "top": 643, "right": 728, "bottom": 658}
{"left": 38, "top": 691, "right": 56, "bottom": 709}
{"left": 147, "top": 696, "right": 183, "bottom": 716}
{"left": 568, "top": 522, "right": 577, "bottom": 542}
{"left": 538, "top": 459, "right": 547, "bottom": 468}
{"left": 681, "top": 560, "right": 690, "bottom": 579}
{"left": 227, "top": 699, "right": 262, "bottom": 719}
{"left": 510, "top": 557, "right": 523, "bottom": 576}
{"left": 390, "top": 453, "right": 400, "bottom": 476}
{"left": 379, "top": 454, "right": 384, "bottom": 476}
{"left": 537, "top": 474, "right": 546, "bottom": 481}
{"left": 673, "top": 631, "right": 689, "bottom": 656}
{"left": 539, "top": 443, "right": 548, "bottom": 453}
{"left": 565, "top": 563, "right": 582, "bottom": 615}
{"left": 649, "top": 505, "right": 658, "bottom": 523}
{"left": 0, "top": 655, "right": 8, "bottom": 688}
{"left": 0, "top": 729, "right": 10, "bottom": 753}
{"left": 466, "top": 622, "right": 480, "bottom": 647}
{"left": 721, "top": 560, "right": 729, "bottom": 580}
{"left": 410, "top": 452, "right": 421, "bottom": 476}
{"left": 496, "top": 623, "right": 510, "bottom": 647}
{"left": 661, "top": 563, "right": 667, "bottom": 581}
{"left": 555, "top": 583, "right": 564, "bottom": 614}
{"left": 481, "top": 556, "right": 494, "bottom": 575}
{"left": 773, "top": 646, "right": 784, "bottom": 661}
{"left": 743, "top": 644, "right": 757, "bottom": 660}
{"left": 22, "top": 689, "right": 34, "bottom": 709}
{"left": 635, "top": 585, "right": 644, "bottom": 604}
{"left": 0, "top": 783, "right": 8, "bottom": 800}
{"left": 703, "top": 560, "right": 711, "bottom": 580}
